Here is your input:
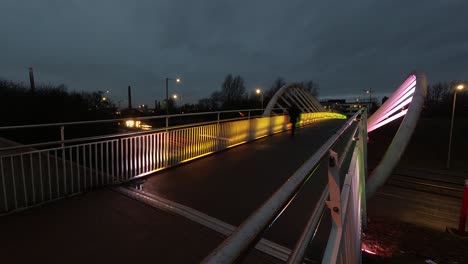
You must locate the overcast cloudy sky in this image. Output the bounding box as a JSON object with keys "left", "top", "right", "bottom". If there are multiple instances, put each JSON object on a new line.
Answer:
{"left": 1, "top": 0, "right": 467, "bottom": 106}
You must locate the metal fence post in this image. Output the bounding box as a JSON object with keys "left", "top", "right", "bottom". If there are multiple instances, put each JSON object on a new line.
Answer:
{"left": 60, "top": 126, "right": 65, "bottom": 148}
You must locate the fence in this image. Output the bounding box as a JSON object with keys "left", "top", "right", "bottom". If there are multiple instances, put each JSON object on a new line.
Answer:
{"left": 0, "top": 110, "right": 345, "bottom": 214}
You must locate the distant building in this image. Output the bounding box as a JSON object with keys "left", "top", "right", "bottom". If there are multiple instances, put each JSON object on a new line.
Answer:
{"left": 320, "top": 99, "right": 373, "bottom": 116}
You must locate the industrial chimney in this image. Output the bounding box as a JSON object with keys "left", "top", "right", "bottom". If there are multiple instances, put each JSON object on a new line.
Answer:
{"left": 28, "top": 67, "right": 36, "bottom": 93}
{"left": 128, "top": 85, "right": 132, "bottom": 109}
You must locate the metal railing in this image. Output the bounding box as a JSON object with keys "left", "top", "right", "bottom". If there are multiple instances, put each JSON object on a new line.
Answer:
{"left": 0, "top": 109, "right": 345, "bottom": 214}
{"left": 202, "top": 109, "right": 366, "bottom": 264}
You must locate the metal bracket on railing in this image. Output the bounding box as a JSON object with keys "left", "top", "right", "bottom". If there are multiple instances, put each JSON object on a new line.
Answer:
{"left": 326, "top": 150, "right": 342, "bottom": 228}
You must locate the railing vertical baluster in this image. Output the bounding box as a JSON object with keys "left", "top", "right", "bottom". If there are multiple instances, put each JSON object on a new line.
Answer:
{"left": 212, "top": 124, "right": 216, "bottom": 152}
{"left": 141, "top": 136, "right": 145, "bottom": 173}
{"left": 178, "top": 130, "right": 181, "bottom": 163}
{"left": 69, "top": 147, "right": 74, "bottom": 193}
{"left": 62, "top": 148, "right": 67, "bottom": 195}
{"left": 121, "top": 139, "right": 125, "bottom": 182}
{"left": 137, "top": 136, "right": 143, "bottom": 177}
{"left": 10, "top": 157, "right": 18, "bottom": 209}
{"left": 38, "top": 153, "right": 44, "bottom": 202}
{"left": 129, "top": 138, "right": 133, "bottom": 178}
{"left": 1, "top": 158, "right": 8, "bottom": 212}
{"left": 100, "top": 143, "right": 104, "bottom": 185}
{"left": 88, "top": 145, "right": 93, "bottom": 189}
{"left": 105, "top": 142, "right": 109, "bottom": 184}
{"left": 137, "top": 136, "right": 142, "bottom": 177}
{"left": 148, "top": 135, "right": 151, "bottom": 172}
{"left": 148, "top": 135, "right": 152, "bottom": 171}
{"left": 94, "top": 144, "right": 98, "bottom": 186}
{"left": 20, "top": 155, "right": 28, "bottom": 206}
{"left": 111, "top": 140, "right": 114, "bottom": 182}
{"left": 162, "top": 132, "right": 165, "bottom": 167}
{"left": 123, "top": 139, "right": 126, "bottom": 181}
{"left": 153, "top": 133, "right": 159, "bottom": 170}
{"left": 162, "top": 132, "right": 165, "bottom": 168}
{"left": 54, "top": 150, "right": 60, "bottom": 197}
{"left": 82, "top": 145, "right": 86, "bottom": 190}
{"left": 29, "top": 153, "right": 35, "bottom": 204}
{"left": 157, "top": 133, "right": 161, "bottom": 169}
{"left": 46, "top": 151, "right": 52, "bottom": 199}
{"left": 142, "top": 136, "right": 146, "bottom": 172}
{"left": 76, "top": 146, "right": 81, "bottom": 191}
{"left": 196, "top": 126, "right": 200, "bottom": 157}
{"left": 166, "top": 131, "right": 170, "bottom": 167}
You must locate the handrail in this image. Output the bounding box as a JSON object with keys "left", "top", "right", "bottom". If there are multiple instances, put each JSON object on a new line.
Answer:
{"left": 202, "top": 109, "right": 363, "bottom": 263}
{"left": 0, "top": 108, "right": 273, "bottom": 131}
{"left": 287, "top": 187, "right": 329, "bottom": 263}
{"left": 0, "top": 113, "right": 271, "bottom": 152}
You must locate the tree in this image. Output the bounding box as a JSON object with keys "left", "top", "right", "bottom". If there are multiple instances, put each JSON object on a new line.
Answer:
{"left": 266, "top": 77, "right": 286, "bottom": 100}
{"left": 427, "top": 82, "right": 448, "bottom": 104}
{"left": 301, "top": 80, "right": 319, "bottom": 98}
{"left": 214, "top": 74, "right": 247, "bottom": 109}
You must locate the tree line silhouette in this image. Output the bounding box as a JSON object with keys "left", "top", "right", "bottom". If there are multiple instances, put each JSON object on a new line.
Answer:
{"left": 196, "top": 75, "right": 319, "bottom": 111}
{"left": 1, "top": 76, "right": 466, "bottom": 128}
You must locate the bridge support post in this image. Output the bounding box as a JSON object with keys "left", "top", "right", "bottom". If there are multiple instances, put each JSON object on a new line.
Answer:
{"left": 165, "top": 117, "right": 169, "bottom": 132}
{"left": 60, "top": 126, "right": 65, "bottom": 148}
{"left": 357, "top": 111, "right": 367, "bottom": 229}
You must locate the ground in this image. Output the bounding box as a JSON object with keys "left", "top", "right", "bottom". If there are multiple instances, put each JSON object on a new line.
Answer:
{"left": 362, "top": 117, "right": 468, "bottom": 264}
{"left": 362, "top": 217, "right": 468, "bottom": 264}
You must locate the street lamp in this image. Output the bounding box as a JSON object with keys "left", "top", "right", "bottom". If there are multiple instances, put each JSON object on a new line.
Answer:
{"left": 447, "top": 84, "right": 465, "bottom": 168}
{"left": 173, "top": 94, "right": 182, "bottom": 113}
{"left": 256, "top": 88, "right": 263, "bottom": 109}
{"left": 165, "top": 77, "right": 181, "bottom": 114}
{"left": 363, "top": 89, "right": 374, "bottom": 103}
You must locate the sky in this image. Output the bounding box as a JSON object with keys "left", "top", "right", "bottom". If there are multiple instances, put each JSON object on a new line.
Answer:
{"left": 1, "top": 0, "right": 467, "bottom": 106}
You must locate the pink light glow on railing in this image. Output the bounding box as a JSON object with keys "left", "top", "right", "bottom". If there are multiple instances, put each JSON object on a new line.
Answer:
{"left": 368, "top": 74, "right": 417, "bottom": 133}
{"left": 368, "top": 109, "right": 408, "bottom": 132}
{"left": 374, "top": 80, "right": 415, "bottom": 119}
{"left": 370, "top": 96, "right": 413, "bottom": 129}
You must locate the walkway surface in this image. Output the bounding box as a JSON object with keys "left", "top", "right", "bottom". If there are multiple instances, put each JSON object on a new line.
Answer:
{"left": 0, "top": 119, "right": 350, "bottom": 264}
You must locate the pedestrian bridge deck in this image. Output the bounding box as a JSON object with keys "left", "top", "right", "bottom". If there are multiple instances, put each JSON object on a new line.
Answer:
{"left": 0, "top": 119, "right": 353, "bottom": 264}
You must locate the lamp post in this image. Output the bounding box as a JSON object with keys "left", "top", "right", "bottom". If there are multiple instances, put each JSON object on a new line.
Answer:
{"left": 447, "top": 84, "right": 465, "bottom": 169}
{"left": 363, "top": 89, "right": 374, "bottom": 114}
{"left": 165, "top": 77, "right": 181, "bottom": 114}
{"left": 256, "top": 88, "right": 263, "bottom": 110}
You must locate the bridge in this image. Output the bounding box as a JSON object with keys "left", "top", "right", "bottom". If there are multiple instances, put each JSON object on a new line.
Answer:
{"left": 0, "top": 73, "right": 426, "bottom": 263}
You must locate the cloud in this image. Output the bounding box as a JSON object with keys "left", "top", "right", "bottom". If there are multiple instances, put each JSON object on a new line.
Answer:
{"left": 1, "top": 0, "right": 467, "bottom": 105}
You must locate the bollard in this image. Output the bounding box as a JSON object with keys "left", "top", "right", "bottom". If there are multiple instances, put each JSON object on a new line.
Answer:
{"left": 459, "top": 179, "right": 468, "bottom": 234}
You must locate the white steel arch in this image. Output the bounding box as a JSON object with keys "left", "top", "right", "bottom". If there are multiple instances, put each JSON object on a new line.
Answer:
{"left": 366, "top": 72, "right": 427, "bottom": 198}
{"left": 262, "top": 83, "right": 324, "bottom": 116}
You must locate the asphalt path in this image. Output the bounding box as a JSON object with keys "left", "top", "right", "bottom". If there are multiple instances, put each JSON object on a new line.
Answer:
{"left": 0, "top": 119, "right": 356, "bottom": 263}
{"left": 132, "top": 119, "right": 354, "bottom": 253}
